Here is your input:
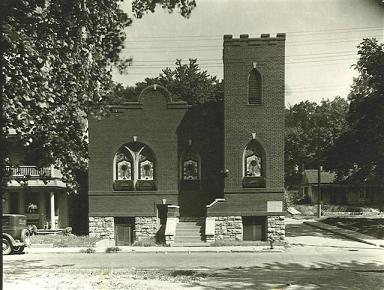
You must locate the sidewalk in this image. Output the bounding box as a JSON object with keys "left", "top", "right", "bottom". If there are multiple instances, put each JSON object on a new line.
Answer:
{"left": 304, "top": 220, "right": 384, "bottom": 248}
{"left": 25, "top": 245, "right": 285, "bottom": 254}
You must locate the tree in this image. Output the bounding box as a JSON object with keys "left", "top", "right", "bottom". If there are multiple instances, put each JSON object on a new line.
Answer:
{"left": 285, "top": 97, "right": 349, "bottom": 186}
{"left": 111, "top": 58, "right": 224, "bottom": 105}
{"left": 326, "top": 38, "right": 384, "bottom": 183}
{"left": 1, "top": 0, "right": 196, "bottom": 192}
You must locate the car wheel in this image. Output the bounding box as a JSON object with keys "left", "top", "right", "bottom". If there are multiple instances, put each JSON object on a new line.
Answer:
{"left": 3, "top": 238, "right": 12, "bottom": 255}
{"left": 12, "top": 246, "right": 25, "bottom": 254}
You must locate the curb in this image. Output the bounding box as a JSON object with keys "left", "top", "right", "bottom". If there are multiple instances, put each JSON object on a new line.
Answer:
{"left": 304, "top": 221, "right": 384, "bottom": 248}
{"left": 24, "top": 246, "right": 286, "bottom": 254}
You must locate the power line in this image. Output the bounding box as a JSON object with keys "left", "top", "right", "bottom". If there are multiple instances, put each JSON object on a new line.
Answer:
{"left": 124, "top": 26, "right": 383, "bottom": 40}
{"left": 125, "top": 56, "right": 357, "bottom": 69}
{"left": 119, "top": 34, "right": 382, "bottom": 53}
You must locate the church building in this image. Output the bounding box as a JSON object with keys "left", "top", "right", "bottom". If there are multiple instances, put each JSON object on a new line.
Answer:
{"left": 88, "top": 33, "right": 286, "bottom": 245}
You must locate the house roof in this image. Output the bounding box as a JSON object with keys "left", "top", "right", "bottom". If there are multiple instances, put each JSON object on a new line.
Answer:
{"left": 303, "top": 169, "right": 337, "bottom": 184}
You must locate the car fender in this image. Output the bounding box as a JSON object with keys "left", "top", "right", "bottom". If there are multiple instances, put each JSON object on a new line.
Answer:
{"left": 2, "top": 233, "right": 16, "bottom": 246}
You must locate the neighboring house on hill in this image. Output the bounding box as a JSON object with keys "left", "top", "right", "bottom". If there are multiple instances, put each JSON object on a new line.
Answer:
{"left": 3, "top": 130, "right": 72, "bottom": 230}
{"left": 88, "top": 34, "right": 286, "bottom": 245}
{"left": 300, "top": 169, "right": 384, "bottom": 205}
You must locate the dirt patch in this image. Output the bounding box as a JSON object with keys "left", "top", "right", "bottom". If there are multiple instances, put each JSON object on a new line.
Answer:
{"left": 4, "top": 268, "right": 211, "bottom": 290}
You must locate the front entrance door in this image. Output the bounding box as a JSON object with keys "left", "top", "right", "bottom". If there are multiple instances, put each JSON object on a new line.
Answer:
{"left": 178, "top": 190, "right": 208, "bottom": 217}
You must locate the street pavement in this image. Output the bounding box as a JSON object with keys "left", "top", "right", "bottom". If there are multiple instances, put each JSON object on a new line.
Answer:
{"left": 3, "top": 218, "right": 384, "bottom": 289}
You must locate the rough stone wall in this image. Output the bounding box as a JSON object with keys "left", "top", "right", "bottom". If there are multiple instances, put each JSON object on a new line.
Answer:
{"left": 89, "top": 217, "right": 114, "bottom": 239}
{"left": 267, "top": 216, "right": 285, "bottom": 241}
{"left": 214, "top": 216, "right": 243, "bottom": 240}
{"left": 135, "top": 217, "right": 158, "bottom": 240}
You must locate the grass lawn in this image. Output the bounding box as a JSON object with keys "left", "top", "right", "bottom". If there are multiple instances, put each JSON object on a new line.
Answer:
{"left": 322, "top": 217, "right": 384, "bottom": 239}
{"left": 31, "top": 234, "right": 103, "bottom": 247}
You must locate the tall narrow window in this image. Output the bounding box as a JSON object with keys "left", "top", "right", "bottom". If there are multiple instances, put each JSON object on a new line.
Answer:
{"left": 243, "top": 139, "right": 266, "bottom": 188}
{"left": 116, "top": 153, "right": 132, "bottom": 180}
{"left": 248, "top": 68, "right": 262, "bottom": 104}
{"left": 114, "top": 142, "right": 156, "bottom": 191}
{"left": 180, "top": 149, "right": 200, "bottom": 190}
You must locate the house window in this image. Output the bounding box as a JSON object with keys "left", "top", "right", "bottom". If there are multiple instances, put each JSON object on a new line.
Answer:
{"left": 243, "top": 139, "right": 266, "bottom": 188}
{"left": 114, "top": 142, "right": 156, "bottom": 191}
{"left": 359, "top": 191, "right": 369, "bottom": 201}
{"left": 248, "top": 68, "right": 262, "bottom": 104}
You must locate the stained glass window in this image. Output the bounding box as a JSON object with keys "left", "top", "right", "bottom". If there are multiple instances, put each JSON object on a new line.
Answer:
{"left": 117, "top": 159, "right": 132, "bottom": 180}
{"left": 244, "top": 140, "right": 264, "bottom": 178}
{"left": 183, "top": 159, "right": 198, "bottom": 180}
{"left": 139, "top": 159, "right": 154, "bottom": 180}
{"left": 114, "top": 142, "right": 156, "bottom": 190}
{"left": 246, "top": 155, "right": 261, "bottom": 177}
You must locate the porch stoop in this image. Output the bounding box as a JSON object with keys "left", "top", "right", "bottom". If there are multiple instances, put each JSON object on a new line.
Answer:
{"left": 173, "top": 217, "right": 206, "bottom": 246}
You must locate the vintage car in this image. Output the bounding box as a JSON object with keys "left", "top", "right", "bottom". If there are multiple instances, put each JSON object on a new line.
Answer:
{"left": 2, "top": 214, "right": 31, "bottom": 255}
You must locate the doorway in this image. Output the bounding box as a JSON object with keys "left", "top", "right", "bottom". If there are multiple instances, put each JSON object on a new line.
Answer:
{"left": 114, "top": 217, "right": 135, "bottom": 246}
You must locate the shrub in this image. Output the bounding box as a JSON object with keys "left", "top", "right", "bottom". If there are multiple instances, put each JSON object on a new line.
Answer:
{"left": 80, "top": 248, "right": 96, "bottom": 254}
{"left": 63, "top": 227, "right": 73, "bottom": 235}
{"left": 132, "top": 237, "right": 157, "bottom": 247}
{"left": 105, "top": 246, "right": 121, "bottom": 253}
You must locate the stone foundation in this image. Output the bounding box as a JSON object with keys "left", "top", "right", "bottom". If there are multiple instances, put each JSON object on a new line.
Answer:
{"left": 89, "top": 217, "right": 115, "bottom": 239}
{"left": 267, "top": 216, "right": 285, "bottom": 241}
{"left": 135, "top": 217, "right": 158, "bottom": 241}
{"left": 214, "top": 216, "right": 243, "bottom": 240}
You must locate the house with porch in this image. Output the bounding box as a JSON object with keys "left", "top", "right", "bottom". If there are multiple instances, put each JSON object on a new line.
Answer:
{"left": 3, "top": 130, "right": 71, "bottom": 230}
{"left": 300, "top": 169, "right": 384, "bottom": 205}
{"left": 88, "top": 33, "right": 286, "bottom": 245}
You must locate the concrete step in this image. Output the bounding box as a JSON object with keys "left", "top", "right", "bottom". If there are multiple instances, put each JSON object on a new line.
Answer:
{"left": 174, "top": 239, "right": 204, "bottom": 243}
{"left": 176, "top": 228, "right": 201, "bottom": 233}
{"left": 175, "top": 218, "right": 205, "bottom": 244}
{"left": 176, "top": 232, "right": 202, "bottom": 237}
{"left": 176, "top": 226, "right": 202, "bottom": 230}
{"left": 172, "top": 242, "right": 207, "bottom": 247}
{"left": 179, "top": 217, "right": 205, "bottom": 222}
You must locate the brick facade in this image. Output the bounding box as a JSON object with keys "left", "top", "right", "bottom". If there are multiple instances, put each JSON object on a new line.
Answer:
{"left": 223, "top": 34, "right": 285, "bottom": 200}
{"left": 88, "top": 34, "right": 286, "bottom": 243}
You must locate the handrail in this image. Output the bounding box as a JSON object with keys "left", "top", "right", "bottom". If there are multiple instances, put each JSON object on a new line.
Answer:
{"left": 206, "top": 198, "right": 225, "bottom": 208}
{"left": 167, "top": 205, "right": 180, "bottom": 209}
{"left": 6, "top": 166, "right": 52, "bottom": 177}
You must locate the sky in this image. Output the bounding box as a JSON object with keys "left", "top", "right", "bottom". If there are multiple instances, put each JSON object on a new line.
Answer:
{"left": 113, "top": 0, "right": 384, "bottom": 105}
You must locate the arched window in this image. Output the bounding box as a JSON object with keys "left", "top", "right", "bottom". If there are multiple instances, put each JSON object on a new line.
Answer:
{"left": 180, "top": 149, "right": 200, "bottom": 190}
{"left": 248, "top": 68, "right": 262, "bottom": 104}
{"left": 243, "top": 140, "right": 266, "bottom": 188}
{"left": 114, "top": 142, "right": 156, "bottom": 191}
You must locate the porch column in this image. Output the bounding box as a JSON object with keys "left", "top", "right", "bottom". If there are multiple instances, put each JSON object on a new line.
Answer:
{"left": 18, "top": 191, "right": 25, "bottom": 214}
{"left": 38, "top": 192, "right": 47, "bottom": 229}
{"left": 3, "top": 191, "right": 10, "bottom": 213}
{"left": 50, "top": 192, "right": 56, "bottom": 229}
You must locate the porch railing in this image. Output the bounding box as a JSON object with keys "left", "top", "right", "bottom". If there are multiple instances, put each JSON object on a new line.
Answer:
{"left": 6, "top": 166, "right": 52, "bottom": 178}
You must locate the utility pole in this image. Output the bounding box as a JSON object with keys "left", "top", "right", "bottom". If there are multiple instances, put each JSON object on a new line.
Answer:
{"left": 316, "top": 116, "right": 322, "bottom": 219}
{"left": 317, "top": 165, "right": 322, "bottom": 218}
